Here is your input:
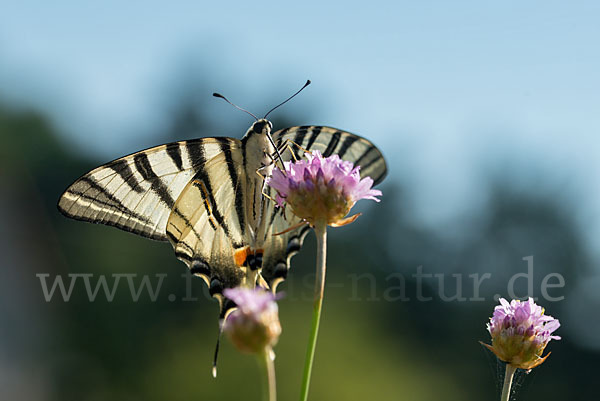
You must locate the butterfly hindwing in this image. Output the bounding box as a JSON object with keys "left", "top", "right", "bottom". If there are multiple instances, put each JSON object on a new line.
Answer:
{"left": 259, "top": 198, "right": 311, "bottom": 292}
{"left": 166, "top": 139, "right": 256, "bottom": 314}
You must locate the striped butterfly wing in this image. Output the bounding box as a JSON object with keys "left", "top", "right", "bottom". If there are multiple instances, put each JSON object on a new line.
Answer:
{"left": 166, "top": 143, "right": 254, "bottom": 315}
{"left": 58, "top": 138, "right": 232, "bottom": 241}
{"left": 260, "top": 126, "right": 388, "bottom": 289}
{"left": 272, "top": 125, "right": 388, "bottom": 185}
{"left": 259, "top": 199, "right": 310, "bottom": 292}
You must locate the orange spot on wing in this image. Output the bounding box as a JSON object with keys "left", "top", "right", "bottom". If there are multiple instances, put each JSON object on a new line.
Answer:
{"left": 234, "top": 247, "right": 251, "bottom": 266}
{"left": 233, "top": 247, "right": 265, "bottom": 267}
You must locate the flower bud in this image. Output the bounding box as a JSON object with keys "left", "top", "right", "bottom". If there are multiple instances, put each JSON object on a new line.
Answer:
{"left": 222, "top": 288, "right": 281, "bottom": 354}
{"left": 482, "top": 297, "right": 560, "bottom": 370}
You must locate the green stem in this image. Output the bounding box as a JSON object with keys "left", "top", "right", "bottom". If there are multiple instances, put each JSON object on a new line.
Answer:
{"left": 299, "top": 222, "right": 327, "bottom": 401}
{"left": 501, "top": 364, "right": 517, "bottom": 401}
{"left": 260, "top": 347, "right": 277, "bottom": 401}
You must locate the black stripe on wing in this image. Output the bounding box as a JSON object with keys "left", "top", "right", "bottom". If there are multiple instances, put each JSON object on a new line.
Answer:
{"left": 322, "top": 130, "right": 341, "bottom": 157}
{"left": 188, "top": 159, "right": 244, "bottom": 249}
{"left": 291, "top": 126, "right": 309, "bottom": 159}
{"left": 272, "top": 125, "right": 387, "bottom": 186}
{"left": 336, "top": 134, "right": 358, "bottom": 159}
{"left": 219, "top": 138, "right": 246, "bottom": 236}
{"left": 133, "top": 153, "right": 176, "bottom": 208}
{"left": 166, "top": 142, "right": 184, "bottom": 171}
{"left": 260, "top": 224, "right": 311, "bottom": 291}
{"left": 305, "top": 126, "right": 321, "bottom": 150}
{"left": 354, "top": 144, "right": 376, "bottom": 166}
{"left": 190, "top": 180, "right": 218, "bottom": 231}
{"left": 58, "top": 176, "right": 159, "bottom": 238}
{"left": 108, "top": 159, "right": 144, "bottom": 193}
{"left": 354, "top": 144, "right": 386, "bottom": 184}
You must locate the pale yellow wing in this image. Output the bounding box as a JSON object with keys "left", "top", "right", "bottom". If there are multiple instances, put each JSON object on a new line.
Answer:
{"left": 58, "top": 138, "right": 235, "bottom": 241}
{"left": 166, "top": 140, "right": 254, "bottom": 316}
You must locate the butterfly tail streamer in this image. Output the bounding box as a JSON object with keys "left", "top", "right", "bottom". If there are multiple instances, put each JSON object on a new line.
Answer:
{"left": 212, "top": 321, "right": 224, "bottom": 378}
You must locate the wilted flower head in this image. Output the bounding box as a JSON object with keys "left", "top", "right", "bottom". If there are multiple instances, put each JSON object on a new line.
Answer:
{"left": 222, "top": 287, "right": 281, "bottom": 354}
{"left": 266, "top": 150, "right": 381, "bottom": 226}
{"left": 482, "top": 297, "right": 560, "bottom": 370}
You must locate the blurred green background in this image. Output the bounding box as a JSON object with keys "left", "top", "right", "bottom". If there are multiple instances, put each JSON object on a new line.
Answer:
{"left": 1, "top": 2, "right": 599, "bottom": 400}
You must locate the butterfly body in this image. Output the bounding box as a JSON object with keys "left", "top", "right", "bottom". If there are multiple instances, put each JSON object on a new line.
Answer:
{"left": 58, "top": 118, "right": 386, "bottom": 317}
{"left": 240, "top": 119, "right": 277, "bottom": 245}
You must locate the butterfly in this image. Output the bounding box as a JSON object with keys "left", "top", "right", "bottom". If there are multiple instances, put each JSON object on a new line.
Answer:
{"left": 57, "top": 85, "right": 387, "bottom": 319}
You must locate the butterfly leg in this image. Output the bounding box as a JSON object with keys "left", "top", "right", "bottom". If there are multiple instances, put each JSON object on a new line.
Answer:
{"left": 256, "top": 164, "right": 290, "bottom": 222}
{"left": 257, "top": 143, "right": 300, "bottom": 201}
{"left": 287, "top": 139, "right": 311, "bottom": 159}
{"left": 257, "top": 142, "right": 310, "bottom": 210}
{"left": 272, "top": 139, "right": 311, "bottom": 162}
{"left": 256, "top": 167, "right": 278, "bottom": 203}
{"left": 273, "top": 139, "right": 299, "bottom": 162}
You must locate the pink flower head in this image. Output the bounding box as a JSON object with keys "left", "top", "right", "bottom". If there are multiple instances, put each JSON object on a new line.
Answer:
{"left": 222, "top": 287, "right": 281, "bottom": 354}
{"left": 482, "top": 297, "right": 560, "bottom": 370}
{"left": 266, "top": 150, "right": 382, "bottom": 226}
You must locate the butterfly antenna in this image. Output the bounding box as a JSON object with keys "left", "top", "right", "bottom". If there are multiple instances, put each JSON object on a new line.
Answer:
{"left": 264, "top": 79, "right": 311, "bottom": 119}
{"left": 213, "top": 92, "right": 259, "bottom": 121}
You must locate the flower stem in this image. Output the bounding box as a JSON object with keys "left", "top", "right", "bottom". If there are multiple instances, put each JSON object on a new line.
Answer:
{"left": 501, "top": 364, "right": 517, "bottom": 401}
{"left": 299, "top": 222, "right": 327, "bottom": 401}
{"left": 260, "top": 347, "right": 277, "bottom": 401}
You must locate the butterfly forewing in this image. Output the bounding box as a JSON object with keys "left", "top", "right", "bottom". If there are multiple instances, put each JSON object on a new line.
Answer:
{"left": 272, "top": 126, "right": 387, "bottom": 185}
{"left": 58, "top": 139, "right": 229, "bottom": 241}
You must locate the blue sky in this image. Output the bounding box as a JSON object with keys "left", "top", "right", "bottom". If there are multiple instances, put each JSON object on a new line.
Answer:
{"left": 1, "top": 1, "right": 599, "bottom": 253}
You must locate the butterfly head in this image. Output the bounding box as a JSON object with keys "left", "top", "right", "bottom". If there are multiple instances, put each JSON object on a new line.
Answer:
{"left": 242, "top": 119, "right": 281, "bottom": 174}
{"left": 243, "top": 118, "right": 274, "bottom": 142}
{"left": 249, "top": 119, "right": 273, "bottom": 136}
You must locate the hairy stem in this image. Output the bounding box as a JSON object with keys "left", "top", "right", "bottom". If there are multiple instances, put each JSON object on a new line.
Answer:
{"left": 299, "top": 222, "right": 327, "bottom": 401}
{"left": 501, "top": 364, "right": 517, "bottom": 401}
